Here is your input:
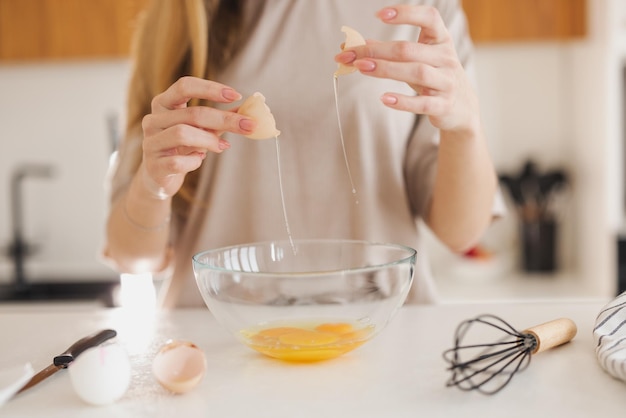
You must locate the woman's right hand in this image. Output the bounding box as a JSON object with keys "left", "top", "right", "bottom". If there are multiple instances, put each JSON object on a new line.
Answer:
{"left": 139, "top": 76, "right": 257, "bottom": 199}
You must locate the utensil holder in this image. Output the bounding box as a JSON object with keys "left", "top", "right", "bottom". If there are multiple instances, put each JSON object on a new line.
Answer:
{"left": 521, "top": 219, "right": 557, "bottom": 272}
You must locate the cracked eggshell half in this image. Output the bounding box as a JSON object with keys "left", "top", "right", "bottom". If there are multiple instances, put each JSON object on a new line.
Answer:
{"left": 152, "top": 340, "right": 207, "bottom": 394}
{"left": 237, "top": 92, "right": 281, "bottom": 140}
{"left": 335, "top": 26, "right": 366, "bottom": 77}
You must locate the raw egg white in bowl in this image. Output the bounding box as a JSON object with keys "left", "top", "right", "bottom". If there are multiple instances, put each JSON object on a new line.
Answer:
{"left": 192, "top": 239, "right": 416, "bottom": 362}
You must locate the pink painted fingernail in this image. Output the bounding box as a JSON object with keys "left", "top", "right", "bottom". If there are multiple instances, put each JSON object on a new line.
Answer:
{"left": 381, "top": 94, "right": 398, "bottom": 105}
{"left": 222, "top": 88, "right": 242, "bottom": 101}
{"left": 218, "top": 139, "right": 230, "bottom": 150}
{"left": 336, "top": 51, "right": 357, "bottom": 64}
{"left": 239, "top": 118, "right": 256, "bottom": 132}
{"left": 377, "top": 8, "right": 398, "bottom": 21}
{"left": 355, "top": 59, "right": 376, "bottom": 72}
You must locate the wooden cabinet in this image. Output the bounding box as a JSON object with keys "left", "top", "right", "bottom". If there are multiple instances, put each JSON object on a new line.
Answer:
{"left": 462, "top": 0, "right": 586, "bottom": 42}
{"left": 0, "top": 0, "right": 587, "bottom": 60}
{"left": 0, "top": 0, "right": 149, "bottom": 61}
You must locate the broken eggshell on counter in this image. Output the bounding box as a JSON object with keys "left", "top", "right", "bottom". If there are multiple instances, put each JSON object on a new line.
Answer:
{"left": 236, "top": 92, "right": 281, "bottom": 140}
{"left": 152, "top": 340, "right": 207, "bottom": 394}
{"left": 335, "top": 25, "right": 366, "bottom": 77}
{"left": 68, "top": 343, "right": 131, "bottom": 406}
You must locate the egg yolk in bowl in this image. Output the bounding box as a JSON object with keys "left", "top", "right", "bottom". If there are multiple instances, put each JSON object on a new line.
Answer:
{"left": 240, "top": 320, "right": 375, "bottom": 362}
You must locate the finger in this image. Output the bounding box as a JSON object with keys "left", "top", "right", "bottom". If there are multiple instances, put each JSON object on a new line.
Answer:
{"left": 335, "top": 39, "right": 379, "bottom": 65}
{"left": 142, "top": 106, "right": 256, "bottom": 137}
{"left": 353, "top": 59, "right": 452, "bottom": 92}
{"left": 147, "top": 154, "right": 207, "bottom": 179}
{"left": 146, "top": 124, "right": 229, "bottom": 155}
{"left": 380, "top": 92, "right": 450, "bottom": 117}
{"left": 171, "top": 145, "right": 216, "bottom": 158}
{"left": 377, "top": 5, "right": 450, "bottom": 44}
{"left": 345, "top": 41, "right": 448, "bottom": 68}
{"left": 152, "top": 76, "right": 242, "bottom": 113}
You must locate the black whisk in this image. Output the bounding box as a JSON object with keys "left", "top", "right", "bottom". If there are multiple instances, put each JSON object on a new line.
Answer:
{"left": 442, "top": 314, "right": 577, "bottom": 394}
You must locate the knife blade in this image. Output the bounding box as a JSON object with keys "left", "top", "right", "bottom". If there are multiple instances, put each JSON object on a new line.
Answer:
{"left": 15, "top": 329, "right": 117, "bottom": 395}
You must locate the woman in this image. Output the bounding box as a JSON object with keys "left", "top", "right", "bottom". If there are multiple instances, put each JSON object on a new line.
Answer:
{"left": 104, "top": 0, "right": 499, "bottom": 308}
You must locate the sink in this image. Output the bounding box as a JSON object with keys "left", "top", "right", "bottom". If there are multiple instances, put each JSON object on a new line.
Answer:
{"left": 2, "top": 163, "right": 119, "bottom": 308}
{"left": 0, "top": 280, "right": 119, "bottom": 307}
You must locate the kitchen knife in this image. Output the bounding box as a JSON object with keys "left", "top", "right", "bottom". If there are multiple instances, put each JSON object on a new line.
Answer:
{"left": 15, "top": 329, "right": 117, "bottom": 395}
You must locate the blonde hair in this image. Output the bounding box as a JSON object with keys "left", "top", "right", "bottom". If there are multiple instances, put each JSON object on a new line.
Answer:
{"left": 123, "top": 0, "right": 245, "bottom": 216}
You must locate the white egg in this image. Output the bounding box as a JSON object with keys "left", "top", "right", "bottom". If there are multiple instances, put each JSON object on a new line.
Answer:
{"left": 68, "top": 343, "right": 131, "bottom": 406}
{"left": 152, "top": 340, "right": 206, "bottom": 394}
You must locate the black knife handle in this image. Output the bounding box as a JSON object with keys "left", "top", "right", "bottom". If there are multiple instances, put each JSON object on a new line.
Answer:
{"left": 53, "top": 329, "right": 117, "bottom": 367}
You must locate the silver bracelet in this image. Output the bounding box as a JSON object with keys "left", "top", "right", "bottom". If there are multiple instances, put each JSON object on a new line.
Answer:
{"left": 122, "top": 198, "right": 171, "bottom": 232}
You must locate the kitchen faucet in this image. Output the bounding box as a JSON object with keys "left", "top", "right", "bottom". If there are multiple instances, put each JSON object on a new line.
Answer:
{"left": 6, "top": 163, "right": 55, "bottom": 292}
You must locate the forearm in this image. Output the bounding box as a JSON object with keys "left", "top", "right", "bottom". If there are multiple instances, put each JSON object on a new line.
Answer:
{"left": 105, "top": 164, "right": 173, "bottom": 273}
{"left": 104, "top": 78, "right": 253, "bottom": 273}
{"left": 426, "top": 124, "right": 497, "bottom": 252}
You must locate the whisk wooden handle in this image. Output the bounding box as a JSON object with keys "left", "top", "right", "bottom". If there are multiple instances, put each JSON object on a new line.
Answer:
{"left": 523, "top": 318, "right": 577, "bottom": 354}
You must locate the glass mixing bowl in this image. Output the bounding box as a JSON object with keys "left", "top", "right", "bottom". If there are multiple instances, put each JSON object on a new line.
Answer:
{"left": 192, "top": 239, "right": 416, "bottom": 362}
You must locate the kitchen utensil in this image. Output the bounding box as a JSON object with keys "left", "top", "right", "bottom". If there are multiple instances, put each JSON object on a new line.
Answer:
{"left": 498, "top": 160, "right": 569, "bottom": 222}
{"left": 497, "top": 174, "right": 524, "bottom": 208}
{"left": 193, "top": 239, "right": 415, "bottom": 362}
{"left": 15, "top": 329, "right": 117, "bottom": 396}
{"left": 442, "top": 314, "right": 577, "bottom": 394}
{"left": 538, "top": 169, "right": 568, "bottom": 216}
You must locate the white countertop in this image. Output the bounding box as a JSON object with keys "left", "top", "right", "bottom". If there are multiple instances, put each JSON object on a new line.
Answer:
{"left": 1, "top": 300, "right": 624, "bottom": 417}
{"left": 436, "top": 271, "right": 609, "bottom": 303}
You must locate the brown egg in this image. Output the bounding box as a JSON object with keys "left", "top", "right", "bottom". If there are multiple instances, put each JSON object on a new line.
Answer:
{"left": 152, "top": 340, "right": 207, "bottom": 394}
{"left": 237, "top": 92, "right": 281, "bottom": 140}
{"left": 335, "top": 26, "right": 366, "bottom": 77}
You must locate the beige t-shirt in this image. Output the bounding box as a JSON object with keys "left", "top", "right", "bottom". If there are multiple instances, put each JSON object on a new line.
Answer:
{"left": 108, "top": 0, "right": 484, "bottom": 308}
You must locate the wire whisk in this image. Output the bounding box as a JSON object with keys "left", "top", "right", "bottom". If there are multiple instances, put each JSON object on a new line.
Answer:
{"left": 442, "top": 314, "right": 577, "bottom": 394}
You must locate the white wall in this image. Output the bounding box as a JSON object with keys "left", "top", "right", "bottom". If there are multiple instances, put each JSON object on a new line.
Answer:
{"left": 478, "top": 43, "right": 578, "bottom": 268}
{"left": 476, "top": 45, "right": 572, "bottom": 171}
{"left": 0, "top": 60, "right": 130, "bottom": 283}
{"left": 424, "top": 43, "right": 583, "bottom": 288}
{"left": 426, "top": 0, "right": 622, "bottom": 300}
{"left": 568, "top": 0, "right": 617, "bottom": 298}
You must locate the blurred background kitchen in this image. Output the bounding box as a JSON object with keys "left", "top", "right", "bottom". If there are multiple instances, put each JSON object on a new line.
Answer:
{"left": 0, "top": 0, "right": 622, "bottom": 308}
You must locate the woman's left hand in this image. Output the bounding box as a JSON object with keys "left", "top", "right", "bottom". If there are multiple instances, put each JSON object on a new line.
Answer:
{"left": 334, "top": 4, "right": 479, "bottom": 134}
